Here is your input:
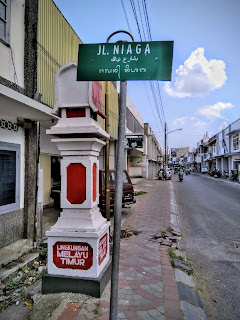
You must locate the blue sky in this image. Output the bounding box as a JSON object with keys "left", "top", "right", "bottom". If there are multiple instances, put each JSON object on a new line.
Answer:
{"left": 54, "top": 0, "right": 240, "bottom": 150}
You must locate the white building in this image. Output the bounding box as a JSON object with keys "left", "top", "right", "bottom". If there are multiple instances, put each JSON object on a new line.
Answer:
{"left": 0, "top": 0, "right": 57, "bottom": 256}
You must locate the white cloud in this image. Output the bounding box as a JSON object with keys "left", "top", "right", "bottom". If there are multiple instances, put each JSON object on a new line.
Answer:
{"left": 173, "top": 117, "right": 187, "bottom": 126}
{"left": 173, "top": 116, "right": 206, "bottom": 128}
{"left": 194, "top": 120, "right": 207, "bottom": 128}
{"left": 164, "top": 48, "right": 227, "bottom": 98}
{"left": 218, "top": 121, "right": 228, "bottom": 131}
{"left": 198, "top": 102, "right": 233, "bottom": 119}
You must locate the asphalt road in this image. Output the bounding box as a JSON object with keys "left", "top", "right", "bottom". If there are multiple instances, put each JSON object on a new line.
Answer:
{"left": 172, "top": 172, "right": 240, "bottom": 320}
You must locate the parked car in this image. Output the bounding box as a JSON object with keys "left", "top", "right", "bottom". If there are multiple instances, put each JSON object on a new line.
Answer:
{"left": 158, "top": 168, "right": 171, "bottom": 180}
{"left": 201, "top": 167, "right": 208, "bottom": 173}
{"left": 99, "top": 169, "right": 135, "bottom": 211}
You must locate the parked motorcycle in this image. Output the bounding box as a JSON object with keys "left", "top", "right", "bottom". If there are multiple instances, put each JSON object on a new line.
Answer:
{"left": 231, "top": 169, "right": 238, "bottom": 181}
{"left": 185, "top": 169, "right": 190, "bottom": 175}
{"left": 209, "top": 168, "right": 221, "bottom": 178}
{"left": 208, "top": 170, "right": 213, "bottom": 176}
{"left": 213, "top": 168, "right": 221, "bottom": 178}
{"left": 224, "top": 170, "right": 229, "bottom": 178}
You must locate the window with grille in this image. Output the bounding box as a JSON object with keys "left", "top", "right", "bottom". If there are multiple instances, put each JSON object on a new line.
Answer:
{"left": 233, "top": 134, "right": 239, "bottom": 150}
{"left": 0, "top": 142, "right": 20, "bottom": 214}
{"left": 0, "top": 0, "right": 10, "bottom": 43}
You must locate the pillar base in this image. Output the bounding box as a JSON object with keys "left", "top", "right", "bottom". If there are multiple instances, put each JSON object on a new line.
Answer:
{"left": 46, "top": 221, "right": 110, "bottom": 279}
{"left": 42, "top": 260, "right": 111, "bottom": 298}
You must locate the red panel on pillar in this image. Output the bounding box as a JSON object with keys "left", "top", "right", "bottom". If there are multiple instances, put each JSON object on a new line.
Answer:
{"left": 67, "top": 163, "right": 86, "bottom": 204}
{"left": 66, "top": 108, "right": 85, "bottom": 118}
{"left": 92, "top": 163, "right": 97, "bottom": 202}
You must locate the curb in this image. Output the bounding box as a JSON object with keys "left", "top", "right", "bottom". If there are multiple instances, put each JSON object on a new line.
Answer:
{"left": 169, "top": 180, "right": 207, "bottom": 320}
{"left": 191, "top": 172, "right": 240, "bottom": 187}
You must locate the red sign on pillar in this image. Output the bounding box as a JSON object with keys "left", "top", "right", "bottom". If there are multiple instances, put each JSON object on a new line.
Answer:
{"left": 98, "top": 234, "right": 108, "bottom": 265}
{"left": 67, "top": 163, "right": 86, "bottom": 204}
{"left": 53, "top": 242, "right": 93, "bottom": 270}
{"left": 92, "top": 163, "right": 97, "bottom": 202}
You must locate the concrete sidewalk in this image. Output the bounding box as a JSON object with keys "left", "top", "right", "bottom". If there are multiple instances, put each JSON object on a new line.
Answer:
{"left": 54, "top": 179, "right": 183, "bottom": 320}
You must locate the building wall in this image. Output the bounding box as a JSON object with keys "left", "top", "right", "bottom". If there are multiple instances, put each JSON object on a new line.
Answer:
{"left": 37, "top": 0, "right": 82, "bottom": 107}
{"left": 0, "top": 122, "right": 25, "bottom": 209}
{"left": 0, "top": 0, "right": 25, "bottom": 88}
{"left": 128, "top": 149, "right": 143, "bottom": 177}
{"left": 0, "top": 125, "right": 25, "bottom": 248}
{"left": 231, "top": 118, "right": 240, "bottom": 132}
{"left": 97, "top": 82, "right": 119, "bottom": 140}
{"left": 40, "top": 154, "right": 52, "bottom": 206}
{"left": 109, "top": 142, "right": 116, "bottom": 169}
{"left": 0, "top": 208, "right": 25, "bottom": 249}
{"left": 40, "top": 127, "right": 60, "bottom": 155}
{"left": 99, "top": 141, "right": 116, "bottom": 170}
{"left": 38, "top": 1, "right": 119, "bottom": 140}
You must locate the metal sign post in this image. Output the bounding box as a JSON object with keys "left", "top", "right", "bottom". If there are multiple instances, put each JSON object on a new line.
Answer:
{"left": 77, "top": 31, "right": 174, "bottom": 320}
{"left": 109, "top": 80, "right": 127, "bottom": 320}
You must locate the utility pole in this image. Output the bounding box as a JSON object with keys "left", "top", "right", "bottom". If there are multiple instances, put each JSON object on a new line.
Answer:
{"left": 164, "top": 122, "right": 167, "bottom": 167}
{"left": 105, "top": 81, "right": 110, "bottom": 221}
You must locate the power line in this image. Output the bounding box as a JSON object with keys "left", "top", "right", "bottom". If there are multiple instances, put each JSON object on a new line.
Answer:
{"left": 144, "top": 82, "right": 163, "bottom": 136}
{"left": 136, "top": 0, "right": 147, "bottom": 41}
{"left": 120, "top": 0, "right": 167, "bottom": 141}
{"left": 142, "top": 0, "right": 152, "bottom": 41}
{"left": 129, "top": 0, "right": 143, "bottom": 41}
{"left": 120, "top": 0, "right": 132, "bottom": 34}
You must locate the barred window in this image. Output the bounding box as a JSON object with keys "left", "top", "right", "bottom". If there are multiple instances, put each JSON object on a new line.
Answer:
{"left": 0, "top": 142, "right": 20, "bottom": 214}
{"left": 233, "top": 134, "right": 239, "bottom": 150}
{"left": 0, "top": 0, "right": 10, "bottom": 44}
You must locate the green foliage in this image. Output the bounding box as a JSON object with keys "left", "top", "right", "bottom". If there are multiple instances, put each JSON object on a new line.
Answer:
{"left": 161, "top": 230, "right": 166, "bottom": 237}
{"left": 5, "top": 279, "right": 19, "bottom": 291}
{"left": 167, "top": 247, "right": 187, "bottom": 267}
{"left": 93, "top": 301, "right": 102, "bottom": 316}
{"left": 196, "top": 286, "right": 204, "bottom": 294}
{"left": 135, "top": 191, "right": 147, "bottom": 196}
{"left": 167, "top": 226, "right": 174, "bottom": 233}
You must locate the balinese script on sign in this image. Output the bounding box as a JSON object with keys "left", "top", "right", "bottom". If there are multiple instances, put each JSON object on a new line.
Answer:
{"left": 77, "top": 41, "right": 173, "bottom": 81}
{"left": 53, "top": 241, "right": 93, "bottom": 270}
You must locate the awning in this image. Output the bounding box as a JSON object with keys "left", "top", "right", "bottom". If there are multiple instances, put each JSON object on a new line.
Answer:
{"left": 0, "top": 84, "right": 59, "bottom": 128}
{"left": 227, "top": 130, "right": 240, "bottom": 135}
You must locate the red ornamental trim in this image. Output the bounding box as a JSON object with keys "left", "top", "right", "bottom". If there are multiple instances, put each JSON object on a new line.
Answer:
{"left": 67, "top": 163, "right": 86, "bottom": 204}
{"left": 66, "top": 108, "right": 85, "bottom": 118}
{"left": 98, "top": 233, "right": 108, "bottom": 265}
{"left": 53, "top": 241, "right": 93, "bottom": 270}
{"left": 93, "top": 163, "right": 97, "bottom": 202}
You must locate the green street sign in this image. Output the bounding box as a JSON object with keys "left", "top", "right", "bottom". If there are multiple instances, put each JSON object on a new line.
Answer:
{"left": 77, "top": 41, "right": 174, "bottom": 81}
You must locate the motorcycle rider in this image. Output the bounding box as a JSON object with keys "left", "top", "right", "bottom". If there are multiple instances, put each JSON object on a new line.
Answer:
{"left": 179, "top": 168, "right": 184, "bottom": 181}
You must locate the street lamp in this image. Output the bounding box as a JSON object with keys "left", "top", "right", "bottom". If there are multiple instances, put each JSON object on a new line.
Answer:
{"left": 164, "top": 123, "right": 182, "bottom": 166}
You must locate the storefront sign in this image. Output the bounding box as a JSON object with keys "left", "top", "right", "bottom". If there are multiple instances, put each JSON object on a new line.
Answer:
{"left": 125, "top": 137, "right": 143, "bottom": 149}
{"left": 129, "top": 156, "right": 143, "bottom": 167}
{"left": 53, "top": 242, "right": 93, "bottom": 270}
{"left": 77, "top": 41, "right": 173, "bottom": 81}
{"left": 98, "top": 233, "right": 108, "bottom": 265}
